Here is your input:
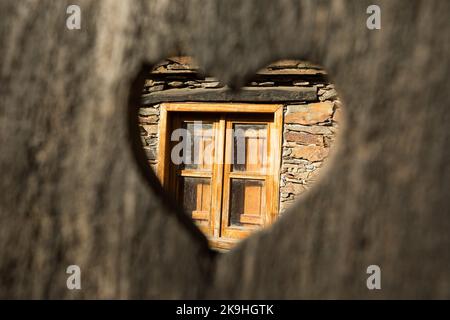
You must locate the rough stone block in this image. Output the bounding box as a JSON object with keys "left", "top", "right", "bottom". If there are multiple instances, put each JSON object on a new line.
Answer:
{"left": 285, "top": 101, "right": 334, "bottom": 125}
{"left": 292, "top": 145, "right": 329, "bottom": 162}
{"left": 284, "top": 131, "right": 324, "bottom": 146}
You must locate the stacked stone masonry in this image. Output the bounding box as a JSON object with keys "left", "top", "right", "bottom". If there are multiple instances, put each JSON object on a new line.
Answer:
{"left": 139, "top": 57, "right": 341, "bottom": 214}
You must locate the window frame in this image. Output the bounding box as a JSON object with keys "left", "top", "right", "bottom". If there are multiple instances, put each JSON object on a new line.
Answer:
{"left": 157, "top": 102, "right": 283, "bottom": 250}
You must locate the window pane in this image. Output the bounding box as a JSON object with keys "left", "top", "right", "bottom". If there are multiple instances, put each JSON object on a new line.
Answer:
{"left": 181, "top": 177, "right": 211, "bottom": 221}
{"left": 229, "top": 179, "right": 266, "bottom": 226}
{"left": 232, "top": 124, "right": 267, "bottom": 172}
{"left": 182, "top": 122, "right": 214, "bottom": 171}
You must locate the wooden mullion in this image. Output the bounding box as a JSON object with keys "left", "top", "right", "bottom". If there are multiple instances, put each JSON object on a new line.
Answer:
{"left": 220, "top": 118, "right": 234, "bottom": 238}
{"left": 212, "top": 116, "right": 226, "bottom": 238}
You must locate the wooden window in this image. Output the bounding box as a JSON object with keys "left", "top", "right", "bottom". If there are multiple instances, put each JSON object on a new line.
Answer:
{"left": 157, "top": 103, "right": 283, "bottom": 250}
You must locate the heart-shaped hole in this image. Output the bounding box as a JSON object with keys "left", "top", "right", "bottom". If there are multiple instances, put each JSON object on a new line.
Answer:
{"left": 135, "top": 56, "right": 343, "bottom": 251}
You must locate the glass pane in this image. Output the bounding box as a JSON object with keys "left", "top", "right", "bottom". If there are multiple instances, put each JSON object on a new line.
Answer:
{"left": 229, "top": 179, "right": 266, "bottom": 226}
{"left": 180, "top": 122, "right": 214, "bottom": 171}
{"left": 181, "top": 177, "right": 211, "bottom": 221}
{"left": 232, "top": 124, "right": 267, "bottom": 172}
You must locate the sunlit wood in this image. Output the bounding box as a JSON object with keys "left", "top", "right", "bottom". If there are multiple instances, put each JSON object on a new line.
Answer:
{"left": 158, "top": 103, "right": 283, "bottom": 249}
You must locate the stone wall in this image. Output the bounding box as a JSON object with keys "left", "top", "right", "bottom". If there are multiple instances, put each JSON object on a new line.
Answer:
{"left": 280, "top": 90, "right": 341, "bottom": 212}
{"left": 139, "top": 57, "right": 341, "bottom": 214}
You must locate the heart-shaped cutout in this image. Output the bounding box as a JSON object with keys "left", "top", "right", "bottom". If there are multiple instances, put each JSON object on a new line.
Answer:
{"left": 135, "top": 56, "right": 343, "bottom": 251}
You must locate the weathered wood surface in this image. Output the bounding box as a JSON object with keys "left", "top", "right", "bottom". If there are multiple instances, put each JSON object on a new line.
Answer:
{"left": 142, "top": 86, "right": 318, "bottom": 105}
{"left": 0, "top": 0, "right": 449, "bottom": 299}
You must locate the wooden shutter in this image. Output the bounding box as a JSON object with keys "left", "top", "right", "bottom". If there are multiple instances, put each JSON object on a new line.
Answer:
{"left": 220, "top": 116, "right": 275, "bottom": 241}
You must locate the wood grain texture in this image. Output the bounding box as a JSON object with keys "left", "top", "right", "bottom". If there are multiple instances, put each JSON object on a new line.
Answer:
{"left": 141, "top": 86, "right": 318, "bottom": 104}
{"left": 0, "top": 0, "right": 449, "bottom": 299}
